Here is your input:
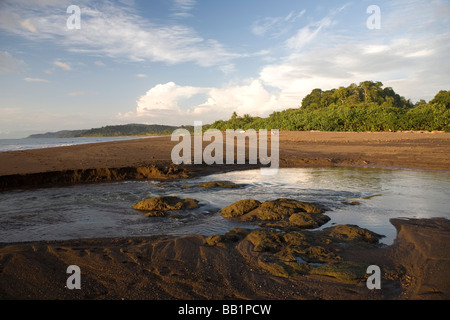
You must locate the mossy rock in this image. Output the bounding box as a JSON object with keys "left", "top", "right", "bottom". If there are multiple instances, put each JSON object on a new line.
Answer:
{"left": 205, "top": 235, "right": 223, "bottom": 246}
{"left": 282, "top": 231, "right": 307, "bottom": 246}
{"left": 205, "top": 228, "right": 249, "bottom": 246}
{"left": 132, "top": 196, "right": 199, "bottom": 216}
{"left": 221, "top": 198, "right": 326, "bottom": 228}
{"left": 289, "top": 212, "right": 331, "bottom": 228}
{"left": 267, "top": 198, "right": 323, "bottom": 214}
{"left": 220, "top": 199, "right": 261, "bottom": 218}
{"left": 322, "top": 224, "right": 383, "bottom": 243}
{"left": 245, "top": 229, "right": 283, "bottom": 252}
{"left": 144, "top": 210, "right": 166, "bottom": 217}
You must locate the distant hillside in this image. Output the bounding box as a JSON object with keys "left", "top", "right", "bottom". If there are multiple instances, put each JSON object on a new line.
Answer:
{"left": 27, "top": 124, "right": 194, "bottom": 138}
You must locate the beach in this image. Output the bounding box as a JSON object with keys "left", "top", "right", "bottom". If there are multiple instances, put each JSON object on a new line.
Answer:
{"left": 0, "top": 131, "right": 449, "bottom": 300}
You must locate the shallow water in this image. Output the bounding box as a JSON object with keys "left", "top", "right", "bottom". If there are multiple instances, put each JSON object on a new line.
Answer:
{"left": 0, "top": 167, "right": 448, "bottom": 245}
{"left": 0, "top": 136, "right": 153, "bottom": 152}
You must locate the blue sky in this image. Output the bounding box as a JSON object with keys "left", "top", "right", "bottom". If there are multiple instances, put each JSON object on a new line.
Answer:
{"left": 0, "top": 0, "right": 449, "bottom": 138}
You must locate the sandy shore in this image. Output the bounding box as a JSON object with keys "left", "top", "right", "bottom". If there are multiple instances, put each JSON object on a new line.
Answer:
{"left": 0, "top": 131, "right": 449, "bottom": 176}
{"left": 0, "top": 131, "right": 449, "bottom": 300}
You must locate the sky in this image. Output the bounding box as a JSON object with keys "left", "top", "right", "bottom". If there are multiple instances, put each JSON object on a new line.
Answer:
{"left": 0, "top": 0, "right": 449, "bottom": 138}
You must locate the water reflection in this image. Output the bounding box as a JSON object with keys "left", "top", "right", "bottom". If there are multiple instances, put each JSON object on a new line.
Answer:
{"left": 0, "top": 167, "right": 448, "bottom": 245}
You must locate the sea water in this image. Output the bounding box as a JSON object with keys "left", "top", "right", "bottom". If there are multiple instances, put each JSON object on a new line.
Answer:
{"left": 0, "top": 167, "right": 448, "bottom": 245}
{"left": 0, "top": 136, "right": 154, "bottom": 153}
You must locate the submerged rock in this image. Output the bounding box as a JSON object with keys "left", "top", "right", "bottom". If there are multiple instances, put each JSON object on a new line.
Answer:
{"left": 132, "top": 196, "right": 199, "bottom": 217}
{"left": 197, "top": 180, "right": 244, "bottom": 189}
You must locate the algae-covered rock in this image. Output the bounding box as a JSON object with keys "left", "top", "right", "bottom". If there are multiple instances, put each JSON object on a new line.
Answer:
{"left": 132, "top": 196, "right": 199, "bottom": 216}
{"left": 220, "top": 198, "right": 327, "bottom": 229}
{"left": 220, "top": 199, "right": 261, "bottom": 218}
{"left": 289, "top": 212, "right": 331, "bottom": 228}
{"left": 205, "top": 228, "right": 249, "bottom": 247}
{"left": 269, "top": 198, "right": 324, "bottom": 214}
{"left": 245, "top": 229, "right": 283, "bottom": 252}
{"left": 322, "top": 224, "right": 383, "bottom": 243}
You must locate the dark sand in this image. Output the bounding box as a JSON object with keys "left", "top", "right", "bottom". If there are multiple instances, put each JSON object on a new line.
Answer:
{"left": 0, "top": 131, "right": 449, "bottom": 300}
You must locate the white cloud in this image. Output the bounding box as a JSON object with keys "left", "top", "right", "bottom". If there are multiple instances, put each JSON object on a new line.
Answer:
{"left": 136, "top": 73, "right": 147, "bottom": 78}
{"left": 54, "top": 60, "right": 71, "bottom": 71}
{"left": 94, "top": 60, "right": 105, "bottom": 66}
{"left": 258, "top": 1, "right": 450, "bottom": 103}
{"left": 24, "top": 77, "right": 49, "bottom": 82}
{"left": 19, "top": 19, "right": 37, "bottom": 33}
{"left": 172, "top": 0, "right": 197, "bottom": 17}
{"left": 251, "top": 10, "right": 306, "bottom": 38}
{"left": 0, "top": 0, "right": 241, "bottom": 69}
{"left": 0, "top": 51, "right": 26, "bottom": 74}
{"left": 285, "top": 17, "right": 331, "bottom": 51}
{"left": 124, "top": 80, "right": 285, "bottom": 125}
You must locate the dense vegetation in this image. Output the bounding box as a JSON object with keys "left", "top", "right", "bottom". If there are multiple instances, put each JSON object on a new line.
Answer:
{"left": 77, "top": 124, "right": 193, "bottom": 137}
{"left": 209, "top": 81, "right": 450, "bottom": 132}
{"left": 28, "top": 124, "right": 194, "bottom": 138}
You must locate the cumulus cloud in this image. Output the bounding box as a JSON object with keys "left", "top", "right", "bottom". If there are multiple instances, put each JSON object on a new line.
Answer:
{"left": 124, "top": 80, "right": 285, "bottom": 125}
{"left": 258, "top": 1, "right": 450, "bottom": 103}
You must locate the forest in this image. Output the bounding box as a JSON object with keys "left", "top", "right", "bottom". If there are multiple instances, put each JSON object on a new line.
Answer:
{"left": 208, "top": 81, "right": 450, "bottom": 132}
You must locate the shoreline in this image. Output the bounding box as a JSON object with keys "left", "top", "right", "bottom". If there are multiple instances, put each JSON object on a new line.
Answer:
{"left": 0, "top": 131, "right": 449, "bottom": 300}
{"left": 0, "top": 131, "right": 449, "bottom": 191}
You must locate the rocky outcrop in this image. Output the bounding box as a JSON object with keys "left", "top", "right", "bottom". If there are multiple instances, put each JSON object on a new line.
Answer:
{"left": 220, "top": 198, "right": 329, "bottom": 229}
{"left": 132, "top": 196, "right": 199, "bottom": 217}
{"left": 220, "top": 199, "right": 262, "bottom": 218}
{"left": 207, "top": 224, "right": 384, "bottom": 281}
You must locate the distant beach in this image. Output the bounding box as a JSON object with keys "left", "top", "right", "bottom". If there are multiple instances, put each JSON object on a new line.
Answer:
{"left": 0, "top": 136, "right": 156, "bottom": 153}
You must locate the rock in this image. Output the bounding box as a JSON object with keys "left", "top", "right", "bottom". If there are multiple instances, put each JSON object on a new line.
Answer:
{"left": 220, "top": 199, "right": 261, "bottom": 218}
{"left": 205, "top": 228, "right": 249, "bottom": 247}
{"left": 197, "top": 180, "right": 243, "bottom": 189}
{"left": 132, "top": 196, "right": 199, "bottom": 216}
{"left": 289, "top": 212, "right": 331, "bottom": 228}
{"left": 245, "top": 229, "right": 283, "bottom": 252}
{"left": 322, "top": 224, "right": 383, "bottom": 243}
{"left": 220, "top": 198, "right": 327, "bottom": 229}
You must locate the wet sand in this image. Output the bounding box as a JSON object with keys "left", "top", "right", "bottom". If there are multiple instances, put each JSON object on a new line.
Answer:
{"left": 0, "top": 131, "right": 449, "bottom": 177}
{"left": 0, "top": 131, "right": 449, "bottom": 300}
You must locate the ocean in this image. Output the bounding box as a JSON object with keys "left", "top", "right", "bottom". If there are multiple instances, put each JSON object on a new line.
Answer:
{"left": 0, "top": 136, "right": 153, "bottom": 153}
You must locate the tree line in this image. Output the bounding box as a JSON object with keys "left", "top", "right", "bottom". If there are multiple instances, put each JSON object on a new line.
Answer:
{"left": 209, "top": 81, "right": 449, "bottom": 132}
